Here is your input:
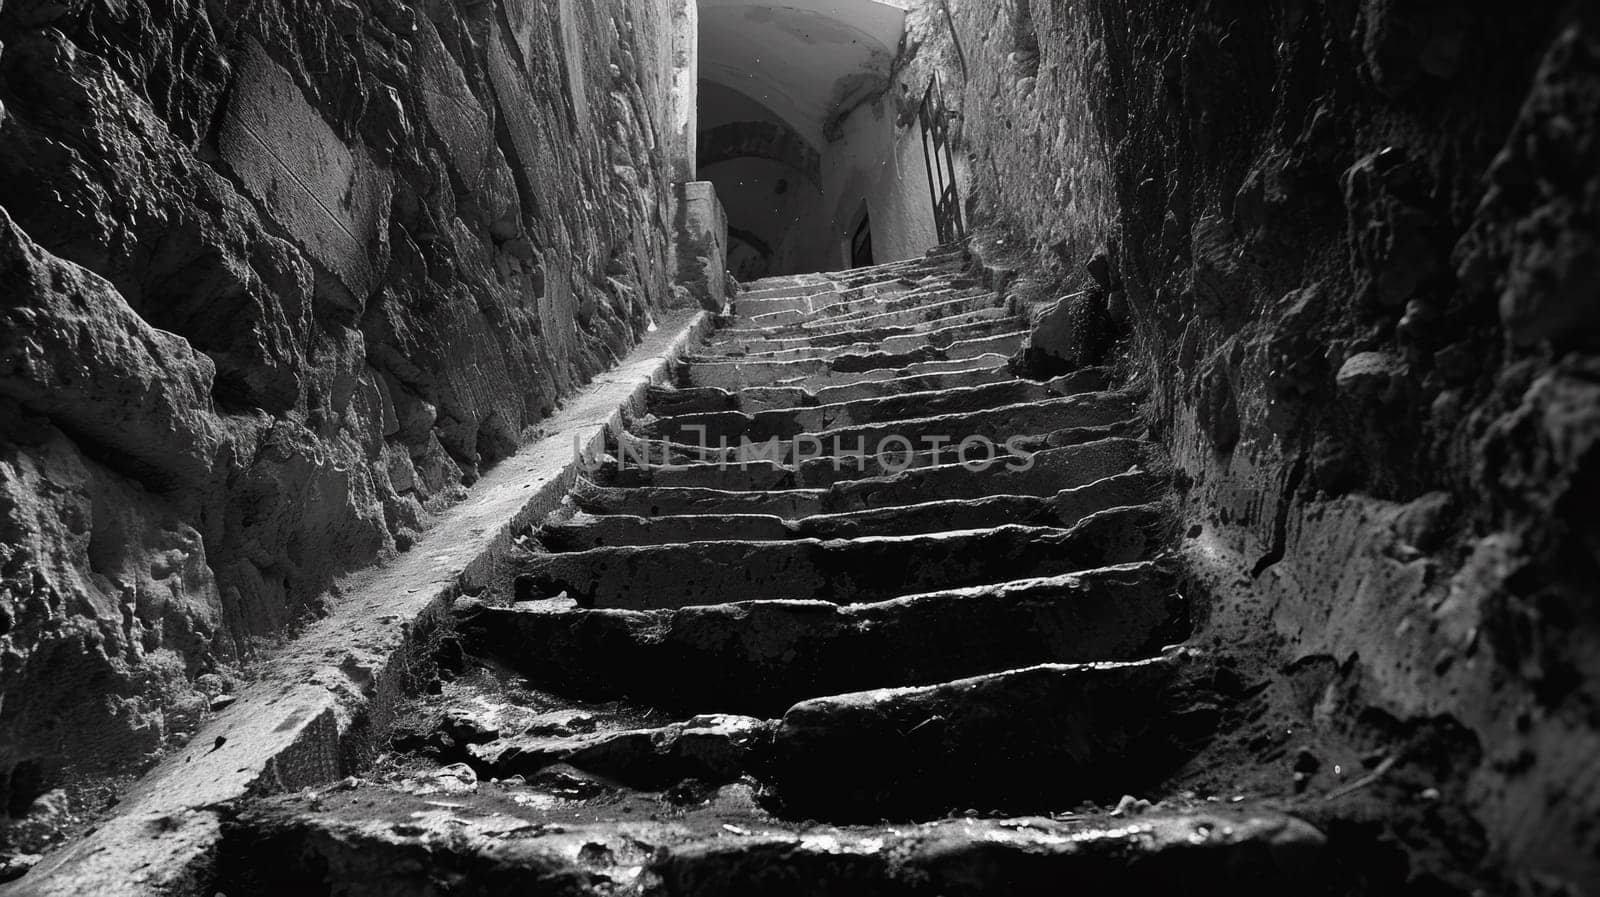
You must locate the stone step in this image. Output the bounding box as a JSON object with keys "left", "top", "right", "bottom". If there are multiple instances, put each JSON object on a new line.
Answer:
{"left": 809, "top": 362, "right": 1058, "bottom": 405}
{"left": 795, "top": 391, "right": 1134, "bottom": 453}
{"left": 718, "top": 291, "right": 1007, "bottom": 342}
{"left": 603, "top": 457, "right": 795, "bottom": 491}
{"left": 736, "top": 288, "right": 848, "bottom": 316}
{"left": 902, "top": 353, "right": 1014, "bottom": 375}
{"left": 464, "top": 563, "right": 1184, "bottom": 715}
{"left": 538, "top": 510, "right": 791, "bottom": 549}
{"left": 645, "top": 384, "right": 742, "bottom": 416}
{"left": 465, "top": 713, "right": 770, "bottom": 788}
{"left": 228, "top": 788, "right": 1327, "bottom": 896}
{"left": 683, "top": 351, "right": 1026, "bottom": 391}
{"left": 798, "top": 286, "right": 992, "bottom": 331}
{"left": 738, "top": 259, "right": 959, "bottom": 302}
{"left": 741, "top": 286, "right": 990, "bottom": 328}
{"left": 684, "top": 357, "right": 884, "bottom": 390}
{"left": 513, "top": 505, "right": 1165, "bottom": 609}
{"left": 823, "top": 437, "right": 1148, "bottom": 507}
{"left": 581, "top": 438, "right": 1147, "bottom": 520}
{"left": 540, "top": 471, "right": 1164, "bottom": 549}
{"left": 718, "top": 293, "right": 1008, "bottom": 342}
{"left": 640, "top": 378, "right": 1078, "bottom": 445}
{"left": 793, "top": 471, "right": 1166, "bottom": 539}
{"left": 707, "top": 311, "right": 1018, "bottom": 359}
{"left": 633, "top": 392, "right": 1135, "bottom": 464}
{"left": 648, "top": 363, "right": 1054, "bottom": 417}
{"left": 768, "top": 652, "right": 1191, "bottom": 819}
{"left": 648, "top": 810, "right": 1327, "bottom": 896}
{"left": 570, "top": 480, "right": 827, "bottom": 519}
{"left": 734, "top": 268, "right": 953, "bottom": 308}
{"left": 791, "top": 418, "right": 1147, "bottom": 488}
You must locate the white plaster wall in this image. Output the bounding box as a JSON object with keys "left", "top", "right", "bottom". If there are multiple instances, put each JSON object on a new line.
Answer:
{"left": 810, "top": 95, "right": 942, "bottom": 268}
{"left": 670, "top": 0, "right": 699, "bottom": 181}
{"left": 694, "top": 0, "right": 942, "bottom": 275}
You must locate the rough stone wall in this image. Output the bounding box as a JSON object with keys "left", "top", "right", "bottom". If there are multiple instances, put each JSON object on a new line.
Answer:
{"left": 0, "top": 0, "right": 676, "bottom": 839}
{"left": 915, "top": 0, "right": 1599, "bottom": 888}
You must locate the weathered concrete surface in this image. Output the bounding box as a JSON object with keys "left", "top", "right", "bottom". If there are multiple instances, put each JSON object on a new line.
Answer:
{"left": 0, "top": 0, "right": 682, "bottom": 855}
{"left": 1, "top": 312, "right": 709, "bottom": 896}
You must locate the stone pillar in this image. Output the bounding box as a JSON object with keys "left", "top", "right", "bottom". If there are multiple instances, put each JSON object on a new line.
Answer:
{"left": 672, "top": 181, "right": 728, "bottom": 311}
{"left": 669, "top": 0, "right": 698, "bottom": 183}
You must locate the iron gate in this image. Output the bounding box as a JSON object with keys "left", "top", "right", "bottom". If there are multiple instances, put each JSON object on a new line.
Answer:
{"left": 918, "top": 74, "right": 965, "bottom": 245}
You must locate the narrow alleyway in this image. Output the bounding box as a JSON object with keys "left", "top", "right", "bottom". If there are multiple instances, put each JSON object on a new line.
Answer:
{"left": 3, "top": 0, "right": 1595, "bottom": 892}
{"left": 216, "top": 249, "right": 1335, "bottom": 894}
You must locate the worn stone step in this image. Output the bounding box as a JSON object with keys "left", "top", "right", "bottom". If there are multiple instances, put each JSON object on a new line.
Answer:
{"left": 707, "top": 312, "right": 1017, "bottom": 360}
{"left": 513, "top": 505, "right": 1165, "bottom": 609}
{"left": 823, "top": 437, "right": 1149, "bottom": 508}
{"left": 793, "top": 471, "right": 1165, "bottom": 539}
{"left": 736, "top": 260, "right": 958, "bottom": 306}
{"left": 632, "top": 392, "right": 1135, "bottom": 470}
{"left": 538, "top": 510, "right": 791, "bottom": 550}
{"left": 687, "top": 332, "right": 1019, "bottom": 375}
{"left": 804, "top": 288, "right": 1003, "bottom": 332}
{"left": 609, "top": 423, "right": 1144, "bottom": 491}
{"left": 581, "top": 438, "right": 1147, "bottom": 520}
{"left": 647, "top": 384, "right": 817, "bottom": 415}
{"left": 781, "top": 393, "right": 1136, "bottom": 469}
{"left": 742, "top": 286, "right": 990, "bottom": 329}
{"left": 800, "top": 289, "right": 996, "bottom": 333}
{"left": 735, "top": 276, "right": 952, "bottom": 314}
{"left": 605, "top": 457, "right": 795, "bottom": 491}
{"left": 683, "top": 357, "right": 887, "bottom": 390}
{"left": 719, "top": 292, "right": 1007, "bottom": 343}
{"left": 682, "top": 349, "right": 1024, "bottom": 391}
{"left": 465, "top": 563, "right": 1183, "bottom": 715}
{"left": 792, "top": 419, "right": 1147, "bottom": 488}
{"left": 648, "top": 808, "right": 1326, "bottom": 896}
{"left": 641, "top": 379, "right": 1076, "bottom": 445}
{"left": 901, "top": 353, "right": 1013, "bottom": 375}
{"left": 717, "top": 292, "right": 1007, "bottom": 344}
{"left": 938, "top": 330, "right": 1028, "bottom": 359}
{"left": 570, "top": 480, "right": 826, "bottom": 519}
{"left": 768, "top": 653, "right": 1191, "bottom": 819}
{"left": 464, "top": 713, "right": 771, "bottom": 788}
{"left": 542, "top": 471, "right": 1164, "bottom": 549}
{"left": 228, "top": 790, "right": 1329, "bottom": 897}
{"left": 649, "top": 366, "right": 1044, "bottom": 418}
{"left": 809, "top": 362, "right": 1044, "bottom": 404}
{"left": 645, "top": 384, "right": 741, "bottom": 416}
{"left": 736, "top": 288, "right": 848, "bottom": 317}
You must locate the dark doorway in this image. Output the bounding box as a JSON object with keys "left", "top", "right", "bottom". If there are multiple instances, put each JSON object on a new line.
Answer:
{"left": 851, "top": 209, "right": 874, "bottom": 268}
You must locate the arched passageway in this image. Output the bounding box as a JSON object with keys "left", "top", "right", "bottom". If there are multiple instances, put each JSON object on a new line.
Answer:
{"left": 696, "top": 0, "right": 940, "bottom": 279}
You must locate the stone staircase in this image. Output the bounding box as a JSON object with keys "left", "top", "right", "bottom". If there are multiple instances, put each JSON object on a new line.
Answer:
{"left": 217, "top": 249, "right": 1333, "bottom": 895}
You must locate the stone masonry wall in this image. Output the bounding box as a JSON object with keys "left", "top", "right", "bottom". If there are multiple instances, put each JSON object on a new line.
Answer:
{"left": 909, "top": 0, "right": 1599, "bottom": 888}
{"left": 0, "top": 0, "right": 678, "bottom": 841}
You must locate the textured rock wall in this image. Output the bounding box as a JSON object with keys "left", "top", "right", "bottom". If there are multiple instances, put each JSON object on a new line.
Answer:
{"left": 0, "top": 0, "right": 677, "bottom": 838}
{"left": 913, "top": 0, "right": 1599, "bottom": 888}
